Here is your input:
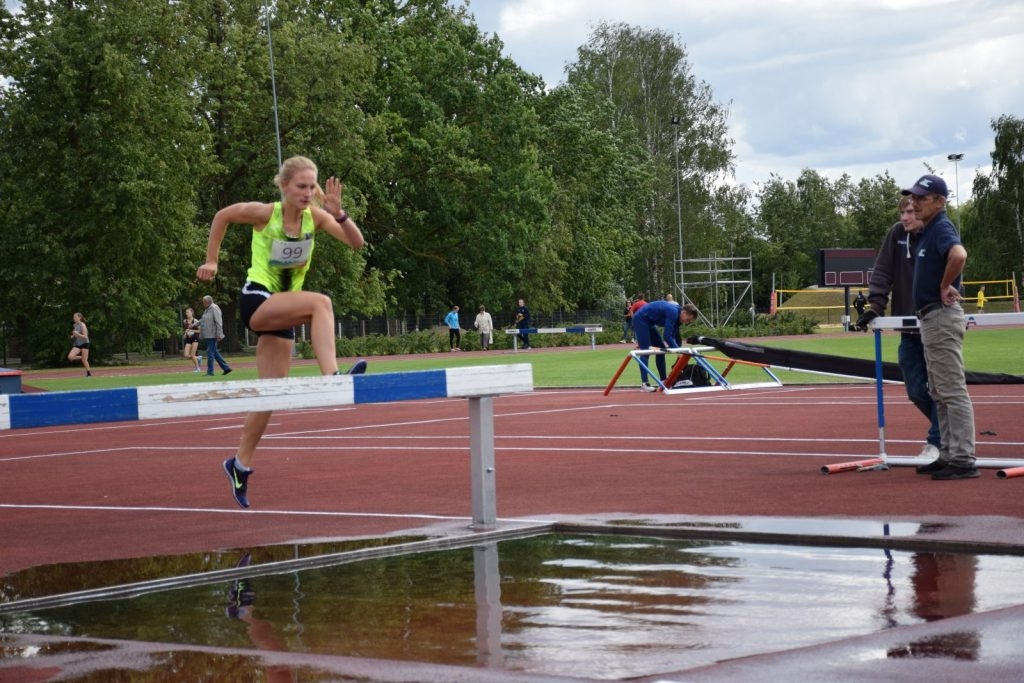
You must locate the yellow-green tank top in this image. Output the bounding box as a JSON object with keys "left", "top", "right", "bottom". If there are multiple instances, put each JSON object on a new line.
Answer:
{"left": 246, "top": 202, "right": 316, "bottom": 292}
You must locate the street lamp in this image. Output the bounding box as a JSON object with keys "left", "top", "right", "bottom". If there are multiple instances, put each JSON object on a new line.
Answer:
{"left": 947, "top": 153, "right": 964, "bottom": 230}
{"left": 671, "top": 115, "right": 684, "bottom": 293}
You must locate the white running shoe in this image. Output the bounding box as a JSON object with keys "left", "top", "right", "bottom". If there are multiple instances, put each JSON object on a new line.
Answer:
{"left": 917, "top": 443, "right": 940, "bottom": 460}
{"left": 640, "top": 382, "right": 657, "bottom": 392}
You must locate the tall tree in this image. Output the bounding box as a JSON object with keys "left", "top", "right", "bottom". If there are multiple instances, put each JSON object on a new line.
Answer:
{"left": 535, "top": 83, "right": 653, "bottom": 309}
{"left": 0, "top": 0, "right": 214, "bottom": 363}
{"left": 966, "top": 115, "right": 1024, "bottom": 281}
{"left": 566, "top": 21, "right": 735, "bottom": 301}
{"left": 847, "top": 173, "right": 904, "bottom": 249}
{"left": 353, "top": 0, "right": 553, "bottom": 319}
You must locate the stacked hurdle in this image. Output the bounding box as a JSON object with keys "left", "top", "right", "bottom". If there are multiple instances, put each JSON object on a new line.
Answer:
{"left": 603, "top": 345, "right": 783, "bottom": 396}
{"left": 0, "top": 365, "right": 534, "bottom": 527}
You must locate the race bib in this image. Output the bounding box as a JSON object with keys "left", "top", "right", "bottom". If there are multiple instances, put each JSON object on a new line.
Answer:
{"left": 269, "top": 236, "right": 312, "bottom": 268}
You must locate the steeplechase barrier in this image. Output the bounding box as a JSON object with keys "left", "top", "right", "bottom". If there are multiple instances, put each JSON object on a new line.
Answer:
{"left": 503, "top": 325, "right": 603, "bottom": 351}
{"left": 0, "top": 364, "right": 534, "bottom": 527}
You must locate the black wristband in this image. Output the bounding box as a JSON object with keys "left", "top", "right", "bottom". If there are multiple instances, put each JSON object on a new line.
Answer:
{"left": 335, "top": 211, "right": 349, "bottom": 224}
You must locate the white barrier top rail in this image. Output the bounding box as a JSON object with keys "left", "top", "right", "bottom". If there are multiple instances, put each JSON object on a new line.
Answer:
{"left": 0, "top": 364, "right": 534, "bottom": 431}
{"left": 871, "top": 311, "right": 1024, "bottom": 331}
{"left": 503, "top": 325, "right": 603, "bottom": 351}
{"left": 502, "top": 325, "right": 603, "bottom": 334}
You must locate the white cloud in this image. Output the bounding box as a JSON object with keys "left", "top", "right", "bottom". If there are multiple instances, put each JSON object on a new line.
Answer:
{"left": 468, "top": 0, "right": 1024, "bottom": 202}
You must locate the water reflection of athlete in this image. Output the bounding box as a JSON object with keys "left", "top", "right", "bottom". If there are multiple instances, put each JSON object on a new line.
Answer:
{"left": 226, "top": 553, "right": 296, "bottom": 682}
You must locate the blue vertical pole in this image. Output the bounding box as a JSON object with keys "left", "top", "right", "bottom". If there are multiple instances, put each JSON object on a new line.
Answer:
{"left": 874, "top": 327, "right": 888, "bottom": 461}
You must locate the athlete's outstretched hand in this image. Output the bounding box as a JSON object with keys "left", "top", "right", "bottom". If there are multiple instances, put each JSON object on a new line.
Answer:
{"left": 323, "top": 176, "right": 343, "bottom": 218}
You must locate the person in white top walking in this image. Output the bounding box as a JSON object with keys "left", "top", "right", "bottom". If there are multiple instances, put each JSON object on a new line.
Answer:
{"left": 474, "top": 306, "right": 494, "bottom": 350}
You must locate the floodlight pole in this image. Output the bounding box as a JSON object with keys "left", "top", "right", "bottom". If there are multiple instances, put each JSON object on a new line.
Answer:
{"left": 264, "top": 0, "right": 283, "bottom": 168}
{"left": 671, "top": 115, "right": 684, "bottom": 297}
{"left": 947, "top": 153, "right": 964, "bottom": 232}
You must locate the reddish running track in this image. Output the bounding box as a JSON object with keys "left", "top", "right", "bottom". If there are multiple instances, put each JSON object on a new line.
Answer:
{"left": 1, "top": 382, "right": 1023, "bottom": 577}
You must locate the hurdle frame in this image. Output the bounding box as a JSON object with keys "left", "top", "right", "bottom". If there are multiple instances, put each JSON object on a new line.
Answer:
{"left": 603, "top": 346, "right": 783, "bottom": 395}
{"left": 0, "top": 364, "right": 534, "bottom": 528}
{"left": 865, "top": 312, "right": 1024, "bottom": 471}
{"left": 503, "top": 325, "right": 603, "bottom": 351}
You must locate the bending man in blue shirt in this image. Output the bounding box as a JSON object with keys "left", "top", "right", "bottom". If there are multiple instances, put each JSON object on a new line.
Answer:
{"left": 632, "top": 300, "right": 698, "bottom": 391}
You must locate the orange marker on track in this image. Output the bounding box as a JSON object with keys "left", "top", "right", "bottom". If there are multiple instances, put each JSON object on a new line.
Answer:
{"left": 820, "top": 458, "right": 885, "bottom": 475}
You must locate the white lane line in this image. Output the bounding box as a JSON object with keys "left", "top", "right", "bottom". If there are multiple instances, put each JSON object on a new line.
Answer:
{"left": 0, "top": 446, "right": 139, "bottom": 463}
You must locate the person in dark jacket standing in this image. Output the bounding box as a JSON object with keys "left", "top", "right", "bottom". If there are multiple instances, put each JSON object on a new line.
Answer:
{"left": 856, "top": 196, "right": 940, "bottom": 466}
{"left": 853, "top": 291, "right": 867, "bottom": 316}
{"left": 514, "top": 299, "right": 531, "bottom": 350}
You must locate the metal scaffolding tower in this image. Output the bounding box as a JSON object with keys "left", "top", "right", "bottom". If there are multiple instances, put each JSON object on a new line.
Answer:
{"left": 674, "top": 253, "right": 754, "bottom": 328}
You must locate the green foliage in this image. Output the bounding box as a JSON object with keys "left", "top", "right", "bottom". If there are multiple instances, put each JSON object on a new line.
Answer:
{"left": 358, "top": 0, "right": 552, "bottom": 315}
{"left": 0, "top": 0, "right": 215, "bottom": 362}
{"left": 335, "top": 329, "right": 445, "bottom": 357}
{"left": 847, "top": 173, "right": 903, "bottom": 248}
{"left": 965, "top": 115, "right": 1024, "bottom": 281}
{"left": 751, "top": 171, "right": 905, "bottom": 302}
{"left": 535, "top": 84, "right": 652, "bottom": 309}
{"left": 566, "top": 21, "right": 735, "bottom": 299}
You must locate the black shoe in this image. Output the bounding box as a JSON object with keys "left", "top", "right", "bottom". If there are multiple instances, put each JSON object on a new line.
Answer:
{"left": 223, "top": 457, "right": 252, "bottom": 508}
{"left": 222, "top": 367, "right": 233, "bottom": 376}
{"left": 915, "top": 459, "right": 948, "bottom": 474}
{"left": 931, "top": 464, "right": 980, "bottom": 480}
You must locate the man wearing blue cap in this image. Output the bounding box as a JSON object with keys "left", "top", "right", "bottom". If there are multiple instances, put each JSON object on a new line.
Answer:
{"left": 902, "top": 174, "right": 977, "bottom": 480}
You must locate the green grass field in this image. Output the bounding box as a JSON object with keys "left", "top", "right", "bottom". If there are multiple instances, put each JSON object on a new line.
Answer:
{"left": 21, "top": 327, "right": 1022, "bottom": 392}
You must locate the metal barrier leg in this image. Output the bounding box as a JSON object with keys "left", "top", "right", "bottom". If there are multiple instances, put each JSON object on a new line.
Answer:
{"left": 469, "top": 396, "right": 497, "bottom": 529}
{"left": 473, "top": 543, "right": 503, "bottom": 663}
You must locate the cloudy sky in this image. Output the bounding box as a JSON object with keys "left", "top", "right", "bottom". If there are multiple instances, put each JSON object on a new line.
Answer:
{"left": 463, "top": 0, "right": 1024, "bottom": 203}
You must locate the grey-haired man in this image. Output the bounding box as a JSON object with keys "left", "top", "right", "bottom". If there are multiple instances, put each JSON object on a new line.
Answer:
{"left": 903, "top": 174, "right": 977, "bottom": 480}
{"left": 200, "top": 295, "right": 233, "bottom": 377}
